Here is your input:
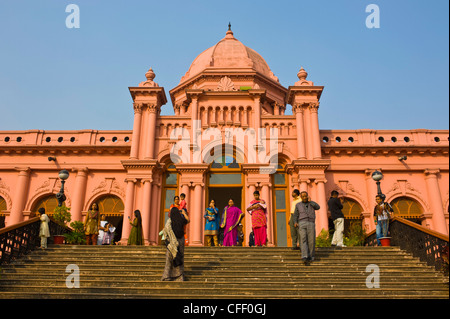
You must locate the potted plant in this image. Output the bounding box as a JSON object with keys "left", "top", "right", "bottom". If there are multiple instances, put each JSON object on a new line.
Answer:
{"left": 64, "top": 221, "right": 86, "bottom": 245}
{"left": 52, "top": 204, "right": 71, "bottom": 244}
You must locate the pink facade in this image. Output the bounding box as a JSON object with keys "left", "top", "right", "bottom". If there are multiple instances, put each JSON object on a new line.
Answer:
{"left": 0, "top": 28, "right": 448, "bottom": 245}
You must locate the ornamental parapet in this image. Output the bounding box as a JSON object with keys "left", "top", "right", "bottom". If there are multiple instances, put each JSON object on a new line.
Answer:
{"left": 0, "top": 130, "right": 132, "bottom": 155}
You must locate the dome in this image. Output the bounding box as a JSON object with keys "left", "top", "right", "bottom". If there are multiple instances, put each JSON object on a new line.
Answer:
{"left": 179, "top": 26, "right": 279, "bottom": 84}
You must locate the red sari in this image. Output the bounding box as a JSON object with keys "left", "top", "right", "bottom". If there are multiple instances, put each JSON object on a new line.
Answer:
{"left": 247, "top": 199, "right": 267, "bottom": 246}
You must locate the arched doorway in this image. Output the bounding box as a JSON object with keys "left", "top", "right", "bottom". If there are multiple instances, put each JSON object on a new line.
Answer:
{"left": 95, "top": 195, "right": 125, "bottom": 244}
{"left": 341, "top": 198, "right": 364, "bottom": 236}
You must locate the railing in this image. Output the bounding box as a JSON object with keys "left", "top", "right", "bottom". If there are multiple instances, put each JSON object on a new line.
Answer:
{"left": 0, "top": 217, "right": 69, "bottom": 265}
{"left": 366, "top": 216, "right": 449, "bottom": 274}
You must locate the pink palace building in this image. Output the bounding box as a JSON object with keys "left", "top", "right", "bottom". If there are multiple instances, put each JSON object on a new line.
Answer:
{"left": 0, "top": 27, "right": 448, "bottom": 246}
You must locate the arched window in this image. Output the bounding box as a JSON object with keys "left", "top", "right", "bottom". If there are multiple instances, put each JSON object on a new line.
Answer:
{"left": 342, "top": 198, "right": 363, "bottom": 219}
{"left": 391, "top": 197, "right": 423, "bottom": 224}
{"left": 0, "top": 196, "right": 6, "bottom": 228}
{"left": 96, "top": 195, "right": 124, "bottom": 217}
{"left": 0, "top": 196, "right": 6, "bottom": 212}
{"left": 32, "top": 195, "right": 59, "bottom": 217}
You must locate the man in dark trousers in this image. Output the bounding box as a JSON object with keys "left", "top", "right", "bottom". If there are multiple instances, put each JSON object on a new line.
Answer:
{"left": 293, "top": 191, "right": 320, "bottom": 265}
{"left": 328, "top": 190, "right": 346, "bottom": 247}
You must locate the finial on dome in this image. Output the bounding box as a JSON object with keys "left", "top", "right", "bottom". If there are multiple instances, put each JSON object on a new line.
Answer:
{"left": 139, "top": 67, "right": 159, "bottom": 87}
{"left": 225, "top": 22, "right": 234, "bottom": 38}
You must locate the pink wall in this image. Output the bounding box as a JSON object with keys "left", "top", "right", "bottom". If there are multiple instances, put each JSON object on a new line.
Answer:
{"left": 0, "top": 29, "right": 448, "bottom": 244}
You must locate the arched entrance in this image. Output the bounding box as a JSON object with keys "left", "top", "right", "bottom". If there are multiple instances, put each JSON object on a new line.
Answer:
{"left": 95, "top": 195, "right": 125, "bottom": 244}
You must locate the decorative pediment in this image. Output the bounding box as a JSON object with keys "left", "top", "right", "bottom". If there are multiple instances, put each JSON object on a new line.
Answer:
{"left": 215, "top": 76, "right": 237, "bottom": 91}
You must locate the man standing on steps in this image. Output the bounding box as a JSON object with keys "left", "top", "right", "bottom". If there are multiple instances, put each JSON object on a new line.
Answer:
{"left": 328, "top": 190, "right": 346, "bottom": 247}
{"left": 293, "top": 191, "right": 320, "bottom": 265}
{"left": 289, "top": 189, "right": 301, "bottom": 250}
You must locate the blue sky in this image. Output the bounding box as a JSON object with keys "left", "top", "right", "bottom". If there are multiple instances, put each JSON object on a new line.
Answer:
{"left": 0, "top": 0, "right": 448, "bottom": 131}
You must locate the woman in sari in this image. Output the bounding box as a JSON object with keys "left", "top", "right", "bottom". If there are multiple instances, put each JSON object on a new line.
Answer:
{"left": 127, "top": 210, "right": 144, "bottom": 245}
{"left": 221, "top": 199, "right": 244, "bottom": 247}
{"left": 204, "top": 199, "right": 220, "bottom": 246}
{"left": 247, "top": 190, "right": 268, "bottom": 246}
{"left": 161, "top": 206, "right": 189, "bottom": 281}
{"left": 84, "top": 202, "right": 100, "bottom": 245}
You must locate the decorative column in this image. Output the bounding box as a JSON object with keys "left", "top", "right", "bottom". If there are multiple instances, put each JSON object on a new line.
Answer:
{"left": 261, "top": 183, "right": 274, "bottom": 246}
{"left": 310, "top": 102, "right": 322, "bottom": 159}
{"left": 130, "top": 103, "right": 143, "bottom": 159}
{"left": 70, "top": 168, "right": 88, "bottom": 222}
{"left": 144, "top": 104, "right": 158, "bottom": 159}
{"left": 141, "top": 179, "right": 153, "bottom": 245}
{"left": 121, "top": 178, "right": 136, "bottom": 244}
{"left": 293, "top": 104, "right": 306, "bottom": 159}
{"left": 424, "top": 169, "right": 448, "bottom": 235}
{"left": 191, "top": 183, "right": 204, "bottom": 246}
{"left": 315, "top": 179, "right": 329, "bottom": 234}
{"left": 150, "top": 177, "right": 161, "bottom": 245}
{"left": 303, "top": 105, "right": 313, "bottom": 160}
{"left": 246, "top": 184, "right": 256, "bottom": 246}
{"left": 8, "top": 168, "right": 31, "bottom": 225}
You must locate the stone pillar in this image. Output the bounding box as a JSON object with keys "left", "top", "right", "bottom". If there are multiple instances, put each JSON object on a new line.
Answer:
{"left": 141, "top": 179, "right": 153, "bottom": 244}
{"left": 190, "top": 183, "right": 204, "bottom": 246}
{"left": 246, "top": 184, "right": 256, "bottom": 246}
{"left": 8, "top": 168, "right": 31, "bottom": 225}
{"left": 310, "top": 102, "right": 322, "bottom": 159}
{"left": 145, "top": 105, "right": 158, "bottom": 159}
{"left": 294, "top": 104, "right": 306, "bottom": 159}
{"left": 261, "top": 183, "right": 273, "bottom": 246}
{"left": 303, "top": 105, "right": 313, "bottom": 159}
{"left": 70, "top": 168, "right": 88, "bottom": 222}
{"left": 424, "top": 169, "right": 448, "bottom": 235}
{"left": 315, "top": 179, "right": 329, "bottom": 234}
{"left": 121, "top": 178, "right": 136, "bottom": 244}
{"left": 130, "top": 104, "right": 143, "bottom": 159}
{"left": 150, "top": 181, "right": 161, "bottom": 245}
{"left": 254, "top": 96, "right": 262, "bottom": 145}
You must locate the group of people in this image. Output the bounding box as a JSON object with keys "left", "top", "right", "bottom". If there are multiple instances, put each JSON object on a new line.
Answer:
{"left": 84, "top": 203, "right": 117, "bottom": 245}
{"left": 288, "top": 189, "right": 394, "bottom": 265}
{"left": 36, "top": 188, "right": 394, "bottom": 281}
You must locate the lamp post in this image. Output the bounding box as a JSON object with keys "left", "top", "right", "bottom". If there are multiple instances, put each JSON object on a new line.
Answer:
{"left": 371, "top": 170, "right": 384, "bottom": 196}
{"left": 56, "top": 169, "right": 70, "bottom": 207}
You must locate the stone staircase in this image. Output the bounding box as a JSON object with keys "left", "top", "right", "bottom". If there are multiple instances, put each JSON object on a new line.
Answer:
{"left": 0, "top": 245, "right": 448, "bottom": 299}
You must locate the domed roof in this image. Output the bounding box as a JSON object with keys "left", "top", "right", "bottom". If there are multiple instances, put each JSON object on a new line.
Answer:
{"left": 179, "top": 26, "right": 279, "bottom": 84}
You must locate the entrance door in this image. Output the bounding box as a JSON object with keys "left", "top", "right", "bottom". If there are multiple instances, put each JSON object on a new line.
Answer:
{"left": 207, "top": 187, "right": 243, "bottom": 245}
{"left": 208, "top": 187, "right": 242, "bottom": 217}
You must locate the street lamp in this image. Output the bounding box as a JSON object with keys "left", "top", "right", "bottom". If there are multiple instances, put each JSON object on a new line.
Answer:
{"left": 56, "top": 169, "right": 69, "bottom": 207}
{"left": 371, "top": 170, "right": 383, "bottom": 196}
